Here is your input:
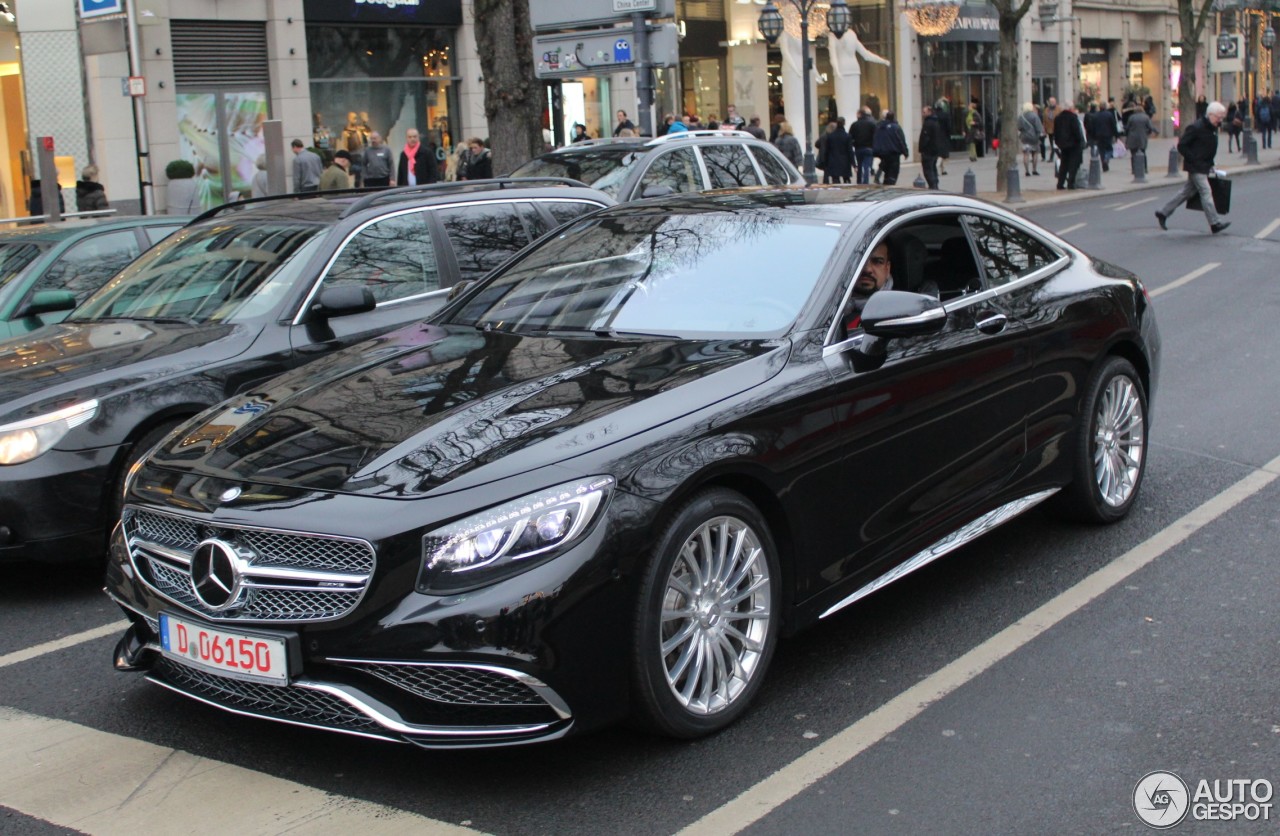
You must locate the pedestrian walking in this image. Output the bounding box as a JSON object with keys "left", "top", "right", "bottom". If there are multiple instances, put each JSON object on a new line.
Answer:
{"left": 1041, "top": 96, "right": 1059, "bottom": 163}
{"left": 1124, "top": 108, "right": 1157, "bottom": 160}
{"left": 772, "top": 122, "right": 803, "bottom": 168}
{"left": 850, "top": 108, "right": 876, "bottom": 184}
{"left": 1258, "top": 93, "right": 1274, "bottom": 150}
{"left": 964, "top": 99, "right": 983, "bottom": 161}
{"left": 1017, "top": 103, "right": 1044, "bottom": 177}
{"left": 250, "top": 154, "right": 270, "bottom": 198}
{"left": 359, "top": 132, "right": 394, "bottom": 188}
{"left": 871, "top": 110, "right": 908, "bottom": 185}
{"left": 75, "top": 165, "right": 109, "bottom": 211}
{"left": 318, "top": 149, "right": 352, "bottom": 191}
{"left": 824, "top": 117, "right": 853, "bottom": 184}
{"left": 918, "top": 105, "right": 947, "bottom": 189}
{"left": 396, "top": 129, "right": 438, "bottom": 186}
{"left": 459, "top": 138, "right": 492, "bottom": 180}
{"left": 1053, "top": 102, "right": 1085, "bottom": 190}
{"left": 291, "top": 139, "right": 322, "bottom": 193}
{"left": 1225, "top": 102, "right": 1243, "bottom": 153}
{"left": 1155, "top": 100, "right": 1230, "bottom": 235}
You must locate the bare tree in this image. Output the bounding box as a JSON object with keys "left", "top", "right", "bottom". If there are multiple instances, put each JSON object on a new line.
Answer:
{"left": 473, "top": 0, "right": 544, "bottom": 173}
{"left": 993, "top": 0, "right": 1035, "bottom": 192}
{"left": 1175, "top": 0, "right": 1217, "bottom": 135}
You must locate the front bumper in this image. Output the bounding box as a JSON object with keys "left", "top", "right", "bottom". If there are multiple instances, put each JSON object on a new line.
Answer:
{"left": 0, "top": 444, "right": 121, "bottom": 563}
{"left": 104, "top": 491, "right": 650, "bottom": 748}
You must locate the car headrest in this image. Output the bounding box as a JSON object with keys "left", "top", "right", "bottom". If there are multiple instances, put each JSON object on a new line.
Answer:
{"left": 886, "top": 231, "right": 927, "bottom": 294}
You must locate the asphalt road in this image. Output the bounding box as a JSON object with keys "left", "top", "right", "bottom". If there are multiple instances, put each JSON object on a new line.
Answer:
{"left": 2, "top": 175, "right": 1278, "bottom": 835}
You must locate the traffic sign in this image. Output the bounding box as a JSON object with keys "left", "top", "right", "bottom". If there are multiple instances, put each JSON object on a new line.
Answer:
{"left": 533, "top": 24, "right": 679, "bottom": 79}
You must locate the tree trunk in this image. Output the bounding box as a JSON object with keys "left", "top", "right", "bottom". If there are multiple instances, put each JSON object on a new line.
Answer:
{"left": 473, "top": 0, "right": 544, "bottom": 174}
{"left": 1176, "top": 0, "right": 1215, "bottom": 136}
{"left": 993, "top": 0, "right": 1032, "bottom": 193}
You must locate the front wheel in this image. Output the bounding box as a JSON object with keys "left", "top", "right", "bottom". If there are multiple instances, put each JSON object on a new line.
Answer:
{"left": 630, "top": 489, "right": 780, "bottom": 738}
{"left": 1055, "top": 356, "right": 1148, "bottom": 523}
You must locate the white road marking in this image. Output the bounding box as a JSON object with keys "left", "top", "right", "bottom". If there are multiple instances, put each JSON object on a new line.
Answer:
{"left": 678, "top": 454, "right": 1280, "bottom": 836}
{"left": 1055, "top": 211, "right": 1082, "bottom": 217}
{"left": 1255, "top": 218, "right": 1280, "bottom": 239}
{"left": 0, "top": 621, "right": 126, "bottom": 669}
{"left": 0, "top": 706, "right": 481, "bottom": 835}
{"left": 1149, "top": 262, "right": 1220, "bottom": 298}
{"left": 1113, "top": 197, "right": 1157, "bottom": 210}
{"left": 1057, "top": 222, "right": 1087, "bottom": 235}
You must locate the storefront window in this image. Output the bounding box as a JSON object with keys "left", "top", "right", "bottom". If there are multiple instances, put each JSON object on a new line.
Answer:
{"left": 307, "top": 26, "right": 460, "bottom": 180}
{"left": 682, "top": 58, "right": 725, "bottom": 120}
{"left": 176, "top": 91, "right": 269, "bottom": 210}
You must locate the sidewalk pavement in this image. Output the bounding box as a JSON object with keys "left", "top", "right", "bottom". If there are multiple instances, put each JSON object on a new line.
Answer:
{"left": 882, "top": 133, "right": 1280, "bottom": 209}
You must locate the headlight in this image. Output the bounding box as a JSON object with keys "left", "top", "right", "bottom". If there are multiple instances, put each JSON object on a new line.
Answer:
{"left": 0, "top": 400, "right": 99, "bottom": 465}
{"left": 420, "top": 476, "right": 614, "bottom": 593}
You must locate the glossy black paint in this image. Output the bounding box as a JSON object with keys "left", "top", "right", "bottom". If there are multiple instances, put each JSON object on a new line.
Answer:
{"left": 0, "top": 186, "right": 612, "bottom": 563}
{"left": 105, "top": 188, "right": 1160, "bottom": 745}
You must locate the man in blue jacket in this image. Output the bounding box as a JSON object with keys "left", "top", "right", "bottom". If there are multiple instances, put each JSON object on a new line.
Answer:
{"left": 1155, "top": 101, "right": 1229, "bottom": 234}
{"left": 871, "top": 111, "right": 909, "bottom": 185}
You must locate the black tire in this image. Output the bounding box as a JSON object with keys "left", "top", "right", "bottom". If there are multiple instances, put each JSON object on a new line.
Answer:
{"left": 1053, "top": 356, "right": 1148, "bottom": 523}
{"left": 630, "top": 488, "right": 781, "bottom": 738}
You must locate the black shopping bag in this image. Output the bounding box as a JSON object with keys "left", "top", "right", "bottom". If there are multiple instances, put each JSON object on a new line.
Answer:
{"left": 1186, "top": 176, "right": 1231, "bottom": 214}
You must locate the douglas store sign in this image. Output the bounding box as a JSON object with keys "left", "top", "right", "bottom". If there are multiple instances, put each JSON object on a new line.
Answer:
{"left": 303, "top": 0, "right": 461, "bottom": 23}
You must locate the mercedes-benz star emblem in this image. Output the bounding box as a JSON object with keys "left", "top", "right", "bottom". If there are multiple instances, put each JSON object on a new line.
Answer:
{"left": 189, "top": 538, "right": 243, "bottom": 610}
{"left": 220, "top": 487, "right": 242, "bottom": 502}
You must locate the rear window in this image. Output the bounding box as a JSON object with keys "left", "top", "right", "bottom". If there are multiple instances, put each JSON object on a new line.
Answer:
{"left": 0, "top": 243, "right": 47, "bottom": 290}
{"left": 510, "top": 149, "right": 643, "bottom": 198}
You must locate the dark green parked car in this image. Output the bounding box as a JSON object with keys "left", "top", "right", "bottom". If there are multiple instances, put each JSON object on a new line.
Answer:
{"left": 0, "top": 217, "right": 188, "bottom": 340}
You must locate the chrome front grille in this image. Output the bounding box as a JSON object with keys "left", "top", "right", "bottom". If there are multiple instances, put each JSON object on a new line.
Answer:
{"left": 152, "top": 658, "right": 383, "bottom": 734}
{"left": 351, "top": 663, "right": 547, "bottom": 707}
{"left": 124, "top": 507, "right": 375, "bottom": 623}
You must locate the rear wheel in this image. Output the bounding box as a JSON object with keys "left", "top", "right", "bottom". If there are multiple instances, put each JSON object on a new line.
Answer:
{"left": 1055, "top": 356, "right": 1147, "bottom": 523}
{"left": 630, "top": 489, "right": 780, "bottom": 738}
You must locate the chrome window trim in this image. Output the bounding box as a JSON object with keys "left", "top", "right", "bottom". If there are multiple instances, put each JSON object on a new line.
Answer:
{"left": 822, "top": 204, "right": 1071, "bottom": 347}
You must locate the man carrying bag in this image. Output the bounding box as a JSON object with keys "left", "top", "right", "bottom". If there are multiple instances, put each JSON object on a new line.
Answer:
{"left": 1155, "top": 101, "right": 1230, "bottom": 234}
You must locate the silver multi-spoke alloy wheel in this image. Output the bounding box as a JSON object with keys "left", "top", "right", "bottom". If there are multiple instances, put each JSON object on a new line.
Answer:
{"left": 659, "top": 514, "right": 772, "bottom": 715}
{"left": 1093, "top": 373, "right": 1145, "bottom": 508}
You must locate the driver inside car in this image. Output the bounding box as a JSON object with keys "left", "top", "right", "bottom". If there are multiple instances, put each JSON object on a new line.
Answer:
{"left": 843, "top": 242, "right": 893, "bottom": 334}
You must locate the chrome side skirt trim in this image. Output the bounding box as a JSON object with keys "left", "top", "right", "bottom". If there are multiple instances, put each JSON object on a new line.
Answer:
{"left": 820, "top": 488, "right": 1060, "bottom": 619}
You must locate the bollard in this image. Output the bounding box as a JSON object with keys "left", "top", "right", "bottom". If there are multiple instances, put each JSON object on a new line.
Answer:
{"left": 962, "top": 168, "right": 977, "bottom": 196}
{"left": 1245, "top": 134, "right": 1259, "bottom": 165}
{"left": 1004, "top": 167, "right": 1025, "bottom": 204}
{"left": 913, "top": 172, "right": 926, "bottom": 189}
{"left": 1167, "top": 145, "right": 1180, "bottom": 177}
{"left": 1086, "top": 146, "right": 1103, "bottom": 189}
{"left": 1131, "top": 149, "right": 1147, "bottom": 183}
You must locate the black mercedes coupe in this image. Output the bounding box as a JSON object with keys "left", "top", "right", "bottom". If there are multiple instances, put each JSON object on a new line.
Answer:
{"left": 106, "top": 187, "right": 1160, "bottom": 748}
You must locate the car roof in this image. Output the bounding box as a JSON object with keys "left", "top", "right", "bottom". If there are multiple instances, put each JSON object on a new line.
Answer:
{"left": 534, "top": 130, "right": 772, "bottom": 159}
{"left": 187, "top": 179, "right": 615, "bottom": 228}
{"left": 604, "top": 184, "right": 999, "bottom": 222}
{"left": 0, "top": 216, "right": 191, "bottom": 244}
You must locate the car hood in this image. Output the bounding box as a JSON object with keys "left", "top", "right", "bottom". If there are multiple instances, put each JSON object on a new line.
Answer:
{"left": 152, "top": 323, "right": 788, "bottom": 498}
{"left": 0, "top": 319, "right": 248, "bottom": 423}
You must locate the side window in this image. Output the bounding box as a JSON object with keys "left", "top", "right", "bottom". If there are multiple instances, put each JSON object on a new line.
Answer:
{"left": 144, "top": 225, "right": 184, "bottom": 246}
{"left": 36, "top": 231, "right": 141, "bottom": 301}
{"left": 637, "top": 147, "right": 701, "bottom": 195}
{"left": 701, "top": 145, "right": 762, "bottom": 189}
{"left": 518, "top": 204, "right": 552, "bottom": 241}
{"left": 323, "top": 211, "right": 440, "bottom": 303}
{"left": 964, "top": 215, "right": 1059, "bottom": 287}
{"left": 438, "top": 202, "right": 531, "bottom": 281}
{"left": 545, "top": 201, "right": 602, "bottom": 226}
{"left": 751, "top": 146, "right": 793, "bottom": 185}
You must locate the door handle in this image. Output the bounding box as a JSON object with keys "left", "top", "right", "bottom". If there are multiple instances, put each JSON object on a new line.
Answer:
{"left": 975, "top": 313, "right": 1008, "bottom": 334}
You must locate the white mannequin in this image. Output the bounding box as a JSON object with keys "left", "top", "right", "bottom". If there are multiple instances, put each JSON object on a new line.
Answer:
{"left": 829, "top": 29, "right": 890, "bottom": 123}
{"left": 779, "top": 32, "right": 819, "bottom": 159}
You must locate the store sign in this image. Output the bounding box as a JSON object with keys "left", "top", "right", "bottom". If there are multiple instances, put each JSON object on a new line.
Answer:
{"left": 531, "top": 0, "right": 675, "bottom": 32}
{"left": 927, "top": 6, "right": 999, "bottom": 43}
{"left": 302, "top": 0, "right": 461, "bottom": 24}
{"left": 79, "top": 0, "right": 124, "bottom": 18}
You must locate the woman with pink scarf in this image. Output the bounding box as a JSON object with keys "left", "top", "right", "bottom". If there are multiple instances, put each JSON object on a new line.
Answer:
{"left": 396, "top": 128, "right": 438, "bottom": 186}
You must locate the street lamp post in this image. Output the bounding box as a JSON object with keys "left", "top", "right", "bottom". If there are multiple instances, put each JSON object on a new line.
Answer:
{"left": 758, "top": 0, "right": 852, "bottom": 184}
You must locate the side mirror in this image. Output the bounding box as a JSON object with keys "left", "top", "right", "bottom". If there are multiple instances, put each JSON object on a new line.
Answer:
{"left": 640, "top": 183, "right": 674, "bottom": 198}
{"left": 15, "top": 290, "right": 76, "bottom": 319}
{"left": 310, "top": 285, "right": 376, "bottom": 319}
{"left": 860, "top": 290, "right": 947, "bottom": 338}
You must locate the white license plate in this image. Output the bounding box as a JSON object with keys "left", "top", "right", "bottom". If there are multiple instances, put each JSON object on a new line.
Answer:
{"left": 159, "top": 613, "right": 289, "bottom": 684}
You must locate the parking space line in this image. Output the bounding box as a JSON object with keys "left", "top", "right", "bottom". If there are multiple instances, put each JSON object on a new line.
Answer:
{"left": 1149, "top": 262, "right": 1220, "bottom": 298}
{"left": 0, "top": 621, "right": 126, "bottom": 669}
{"left": 678, "top": 454, "right": 1280, "bottom": 836}
{"left": 1113, "top": 197, "right": 1157, "bottom": 210}
{"left": 1255, "top": 218, "right": 1280, "bottom": 239}
{"left": 0, "top": 706, "right": 479, "bottom": 835}
{"left": 1057, "top": 222, "right": 1087, "bottom": 235}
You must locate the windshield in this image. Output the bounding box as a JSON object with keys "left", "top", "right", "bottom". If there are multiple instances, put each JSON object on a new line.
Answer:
{"left": 71, "top": 222, "right": 323, "bottom": 325}
{"left": 451, "top": 209, "right": 842, "bottom": 338}
{"left": 0, "top": 242, "right": 48, "bottom": 291}
{"left": 511, "top": 148, "right": 642, "bottom": 198}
